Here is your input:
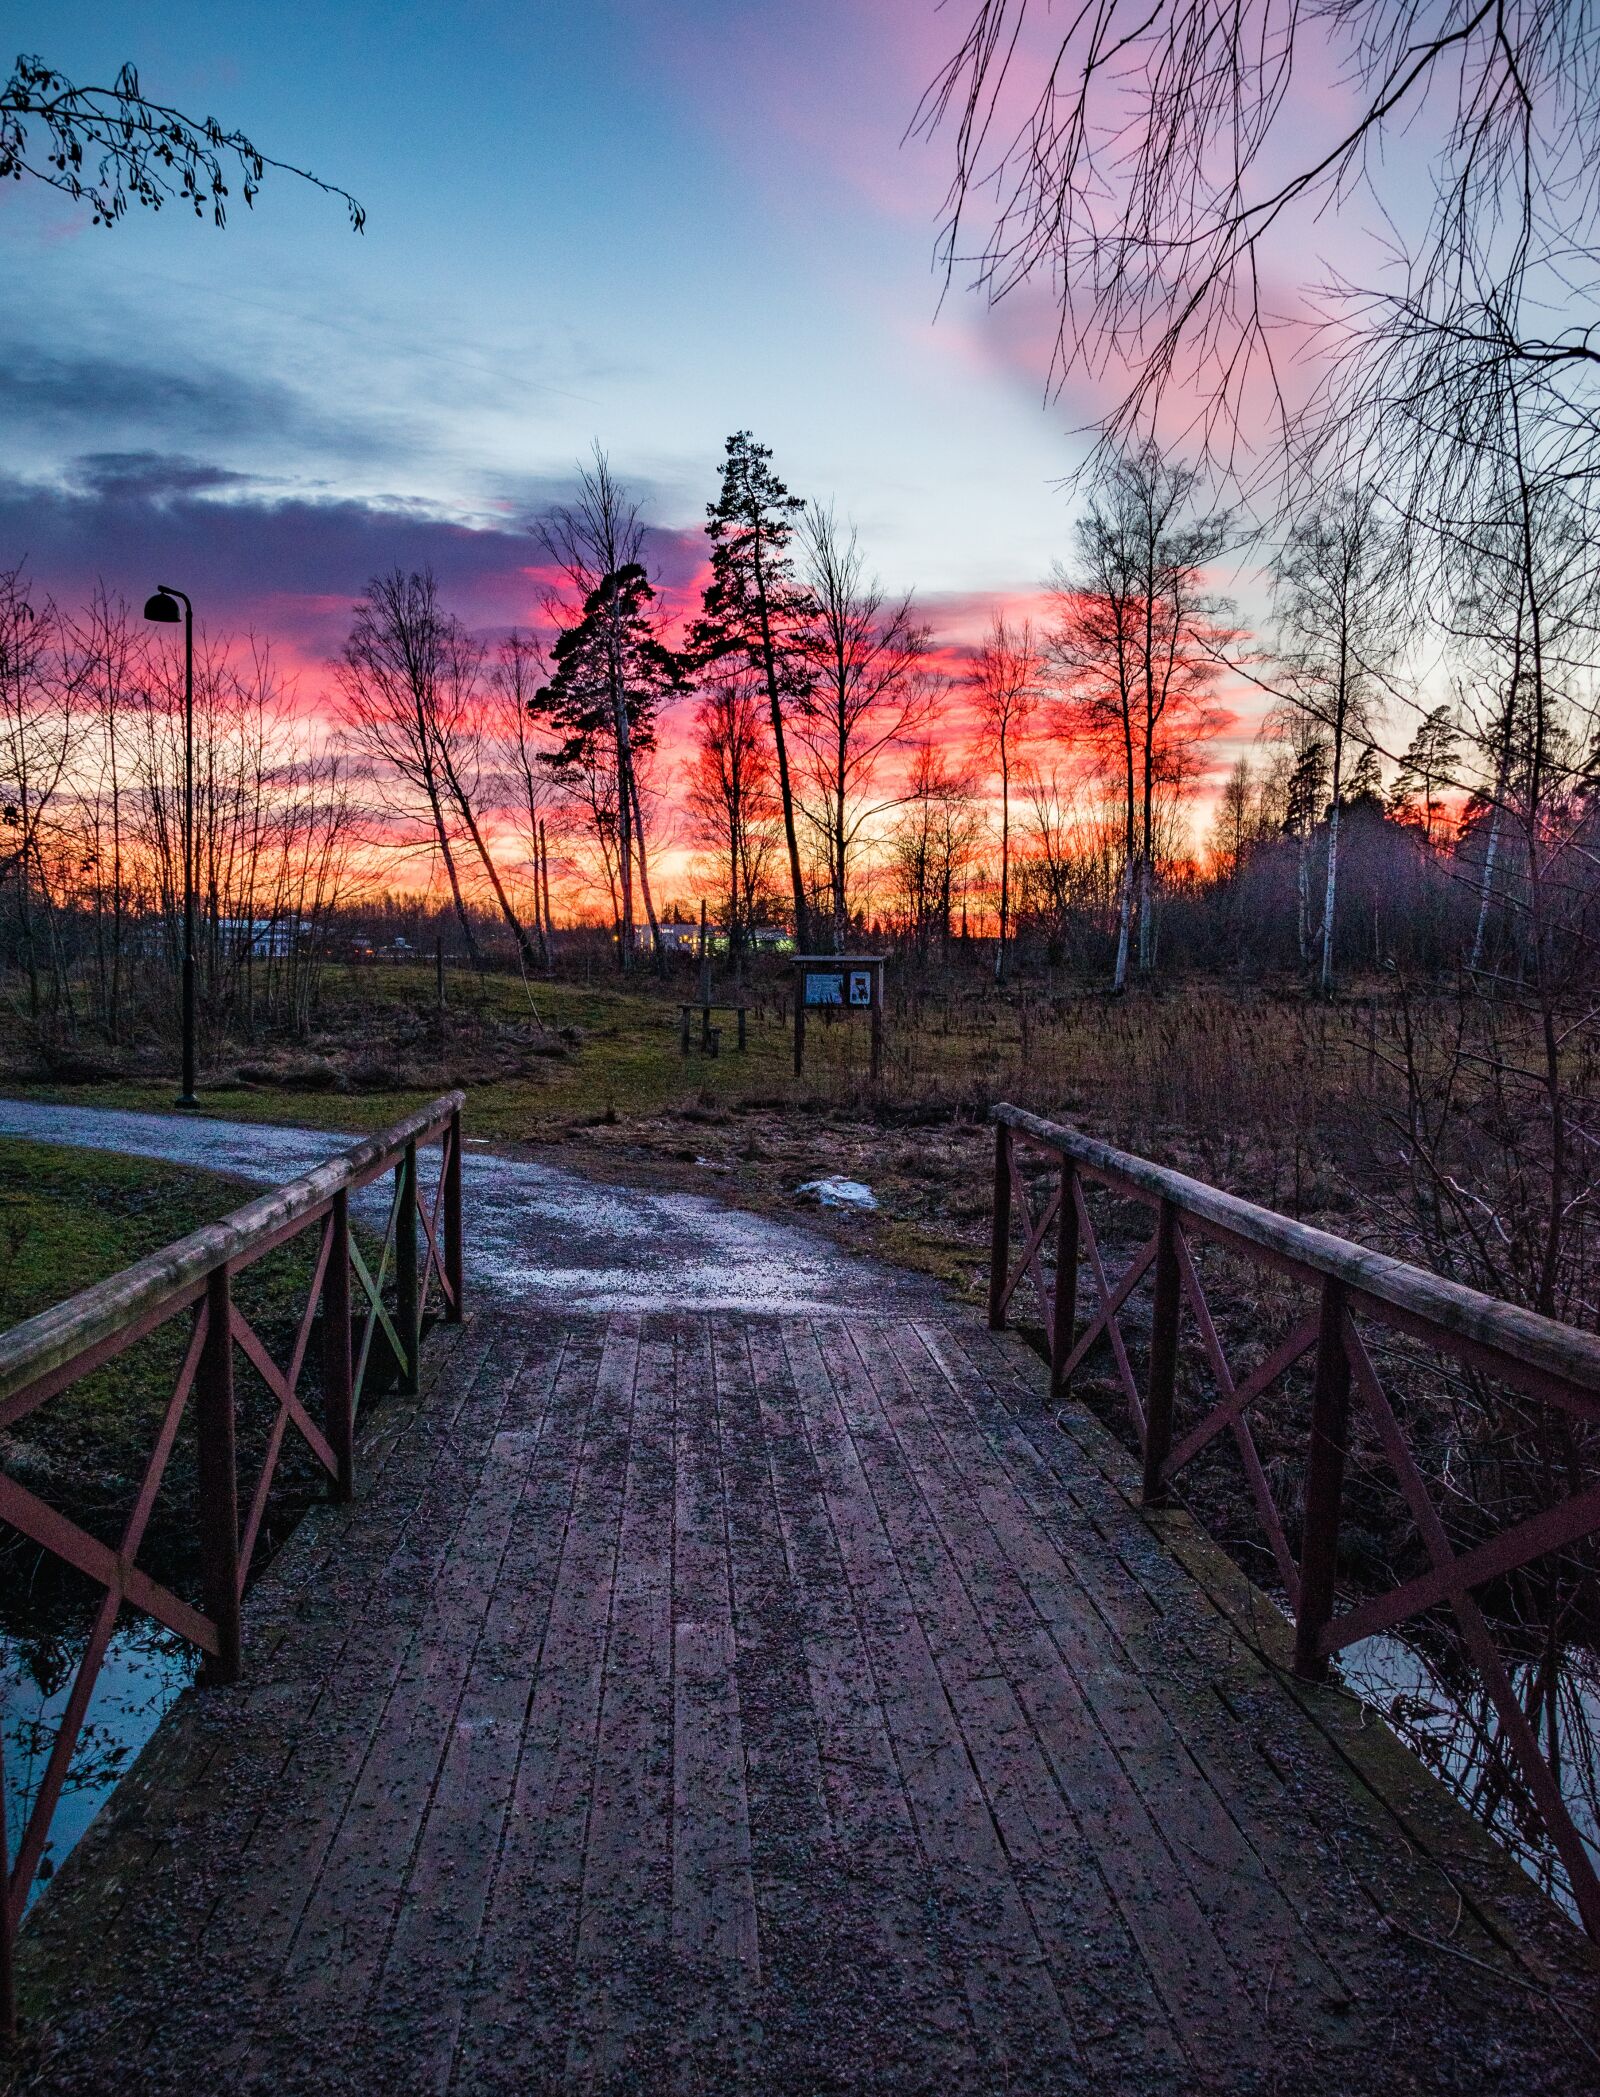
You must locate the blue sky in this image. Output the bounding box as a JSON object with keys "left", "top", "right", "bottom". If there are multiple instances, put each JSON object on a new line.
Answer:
{"left": 3, "top": 0, "right": 1086, "bottom": 653}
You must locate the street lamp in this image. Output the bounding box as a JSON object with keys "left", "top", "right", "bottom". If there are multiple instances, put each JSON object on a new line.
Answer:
{"left": 143, "top": 586, "right": 198, "bottom": 1109}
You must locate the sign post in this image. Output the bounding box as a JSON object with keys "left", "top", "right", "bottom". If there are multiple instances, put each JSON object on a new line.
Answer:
{"left": 792, "top": 954, "right": 885, "bottom": 1081}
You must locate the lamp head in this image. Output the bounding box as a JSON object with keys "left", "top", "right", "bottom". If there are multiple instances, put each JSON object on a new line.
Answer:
{"left": 143, "top": 590, "right": 181, "bottom": 625}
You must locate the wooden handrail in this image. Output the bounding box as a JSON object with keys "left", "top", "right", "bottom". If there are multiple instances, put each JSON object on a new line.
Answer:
{"left": 0, "top": 1091, "right": 464, "bottom": 1418}
{"left": 994, "top": 1102, "right": 1600, "bottom": 1403}
{"left": 0, "top": 1091, "right": 469, "bottom": 2034}
{"left": 989, "top": 1099, "right": 1600, "bottom": 1937}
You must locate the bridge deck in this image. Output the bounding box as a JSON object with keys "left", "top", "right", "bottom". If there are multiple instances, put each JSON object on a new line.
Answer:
{"left": 15, "top": 1307, "right": 1599, "bottom": 2094}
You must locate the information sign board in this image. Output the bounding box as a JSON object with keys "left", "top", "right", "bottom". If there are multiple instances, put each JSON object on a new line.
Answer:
{"left": 804, "top": 969, "right": 845, "bottom": 1007}
{"left": 791, "top": 954, "right": 886, "bottom": 1079}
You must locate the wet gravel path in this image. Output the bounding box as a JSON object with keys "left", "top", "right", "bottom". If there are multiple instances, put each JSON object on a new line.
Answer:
{"left": 0, "top": 1100, "right": 937, "bottom": 1317}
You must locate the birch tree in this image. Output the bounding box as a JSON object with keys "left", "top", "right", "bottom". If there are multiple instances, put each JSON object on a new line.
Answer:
{"left": 1269, "top": 489, "right": 1397, "bottom": 995}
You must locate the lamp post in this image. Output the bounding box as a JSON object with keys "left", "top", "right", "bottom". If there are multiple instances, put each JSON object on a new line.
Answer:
{"left": 143, "top": 586, "right": 198, "bottom": 1109}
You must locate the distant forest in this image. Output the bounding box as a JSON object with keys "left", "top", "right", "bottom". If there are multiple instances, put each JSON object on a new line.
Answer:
{"left": 2, "top": 411, "right": 1583, "bottom": 1043}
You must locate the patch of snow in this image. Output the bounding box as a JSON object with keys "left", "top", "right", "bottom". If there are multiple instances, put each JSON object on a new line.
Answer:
{"left": 796, "top": 1177, "right": 878, "bottom": 1211}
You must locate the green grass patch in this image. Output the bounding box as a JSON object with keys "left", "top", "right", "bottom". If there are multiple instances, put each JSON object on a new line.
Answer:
{"left": 0, "top": 1141, "right": 336, "bottom": 1623}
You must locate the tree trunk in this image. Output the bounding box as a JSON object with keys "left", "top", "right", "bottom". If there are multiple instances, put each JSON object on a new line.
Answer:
{"left": 1319, "top": 720, "right": 1345, "bottom": 996}
{"left": 751, "top": 535, "right": 808, "bottom": 950}
{"left": 994, "top": 750, "right": 1010, "bottom": 986}
{"left": 628, "top": 767, "right": 665, "bottom": 977}
{"left": 1112, "top": 855, "right": 1134, "bottom": 993}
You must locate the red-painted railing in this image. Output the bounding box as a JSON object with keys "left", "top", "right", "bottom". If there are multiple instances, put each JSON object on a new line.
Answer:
{"left": 0, "top": 1093, "right": 465, "bottom": 2030}
{"left": 989, "top": 1102, "right": 1600, "bottom": 1937}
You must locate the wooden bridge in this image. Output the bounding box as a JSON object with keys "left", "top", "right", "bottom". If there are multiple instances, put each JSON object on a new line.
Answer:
{"left": 1, "top": 1095, "right": 1599, "bottom": 2092}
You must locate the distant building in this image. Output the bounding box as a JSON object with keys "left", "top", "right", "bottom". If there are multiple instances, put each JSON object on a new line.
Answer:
{"left": 220, "top": 917, "right": 306, "bottom": 959}
{"left": 638, "top": 922, "right": 717, "bottom": 956}
{"left": 633, "top": 921, "right": 791, "bottom": 956}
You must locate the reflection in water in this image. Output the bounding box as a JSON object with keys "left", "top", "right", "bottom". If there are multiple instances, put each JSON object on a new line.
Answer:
{"left": 2, "top": 1619, "right": 194, "bottom": 1912}
{"left": 1340, "top": 1631, "right": 1600, "bottom": 1922}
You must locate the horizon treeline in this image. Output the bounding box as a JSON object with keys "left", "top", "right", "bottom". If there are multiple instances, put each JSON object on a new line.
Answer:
{"left": 1, "top": 421, "right": 1597, "bottom": 1042}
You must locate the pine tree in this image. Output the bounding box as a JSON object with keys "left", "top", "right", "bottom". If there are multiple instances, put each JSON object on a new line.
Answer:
{"left": 691, "top": 432, "right": 814, "bottom": 949}
{"left": 1389, "top": 706, "right": 1459, "bottom": 846}
{"left": 1343, "top": 744, "right": 1385, "bottom": 806}
{"left": 530, "top": 565, "right": 684, "bottom": 954}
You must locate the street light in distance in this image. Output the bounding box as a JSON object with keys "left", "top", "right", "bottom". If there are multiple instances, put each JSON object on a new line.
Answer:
{"left": 143, "top": 585, "right": 199, "bottom": 1110}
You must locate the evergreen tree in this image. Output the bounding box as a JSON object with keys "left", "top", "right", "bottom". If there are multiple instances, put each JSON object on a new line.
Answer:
{"left": 1389, "top": 706, "right": 1460, "bottom": 846}
{"left": 691, "top": 432, "right": 814, "bottom": 948}
{"left": 1343, "top": 744, "right": 1385, "bottom": 807}
{"left": 530, "top": 565, "right": 684, "bottom": 952}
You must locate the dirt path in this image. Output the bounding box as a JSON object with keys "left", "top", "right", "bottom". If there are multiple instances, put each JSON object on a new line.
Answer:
{"left": 0, "top": 1099, "right": 938, "bottom": 1316}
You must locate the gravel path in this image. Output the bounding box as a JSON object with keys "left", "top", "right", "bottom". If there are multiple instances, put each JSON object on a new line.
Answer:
{"left": 0, "top": 1099, "right": 938, "bottom": 1316}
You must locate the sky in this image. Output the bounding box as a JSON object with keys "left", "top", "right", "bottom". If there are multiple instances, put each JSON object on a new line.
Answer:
{"left": 2, "top": 0, "right": 1094, "bottom": 675}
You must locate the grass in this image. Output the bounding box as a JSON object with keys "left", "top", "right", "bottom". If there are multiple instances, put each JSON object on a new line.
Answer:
{"left": 0, "top": 1140, "right": 337, "bottom": 1626}
{"left": 0, "top": 962, "right": 1456, "bottom": 1314}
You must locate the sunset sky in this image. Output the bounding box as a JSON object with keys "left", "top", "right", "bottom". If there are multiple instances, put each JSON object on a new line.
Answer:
{"left": 4, "top": 3, "right": 1101, "bottom": 665}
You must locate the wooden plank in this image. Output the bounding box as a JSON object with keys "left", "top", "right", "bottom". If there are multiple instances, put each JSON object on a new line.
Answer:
{"left": 222, "top": 1317, "right": 542, "bottom": 2080}
{"left": 712, "top": 1311, "right": 930, "bottom": 2088}
{"left": 926, "top": 1317, "right": 1600, "bottom": 2064}
{"left": 15, "top": 1312, "right": 503, "bottom": 2066}
{"left": 841, "top": 1314, "right": 1206, "bottom": 2083}
{"left": 453, "top": 1315, "right": 642, "bottom": 2089}
{"left": 361, "top": 1321, "right": 577, "bottom": 2092}
{"left": 778, "top": 1314, "right": 1078, "bottom": 2088}
{"left": 739, "top": 1318, "right": 977, "bottom": 2085}
{"left": 853, "top": 1315, "right": 1345, "bottom": 2080}
{"left": 560, "top": 1317, "right": 677, "bottom": 2090}
{"left": 668, "top": 1315, "right": 761, "bottom": 2087}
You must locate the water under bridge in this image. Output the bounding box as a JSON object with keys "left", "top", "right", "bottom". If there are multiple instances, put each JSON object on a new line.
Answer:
{"left": 0, "top": 1094, "right": 1596, "bottom": 2093}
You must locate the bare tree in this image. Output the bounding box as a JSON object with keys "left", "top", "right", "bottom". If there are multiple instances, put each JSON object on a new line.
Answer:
{"left": 1051, "top": 445, "right": 1228, "bottom": 988}
{"left": 493, "top": 632, "right": 556, "bottom": 965}
{"left": 915, "top": 3, "right": 1600, "bottom": 519}
{"left": 337, "top": 569, "right": 483, "bottom": 966}
{"left": 1268, "top": 488, "right": 1398, "bottom": 994}
{"left": 68, "top": 588, "right": 140, "bottom": 1039}
{"left": 969, "top": 612, "right": 1039, "bottom": 982}
{"left": 886, "top": 745, "right": 984, "bottom": 965}
{"left": 795, "top": 503, "right": 933, "bottom": 951}
{"left": 0, "top": 570, "right": 76, "bottom": 1018}
{"left": 421, "top": 618, "right": 542, "bottom": 976}
{"left": 686, "top": 671, "right": 778, "bottom": 967}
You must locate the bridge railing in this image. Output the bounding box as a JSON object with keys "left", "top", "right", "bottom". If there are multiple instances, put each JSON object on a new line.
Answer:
{"left": 0, "top": 1091, "right": 465, "bottom": 2030}
{"left": 989, "top": 1101, "right": 1600, "bottom": 1939}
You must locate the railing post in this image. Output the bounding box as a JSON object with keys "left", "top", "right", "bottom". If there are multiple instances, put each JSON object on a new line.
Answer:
{"left": 1049, "top": 1160, "right": 1079, "bottom": 1397}
{"left": 1141, "top": 1200, "right": 1182, "bottom": 1506}
{"left": 323, "top": 1192, "right": 354, "bottom": 1502}
{"left": 396, "top": 1141, "right": 419, "bottom": 1395}
{"left": 0, "top": 1723, "right": 14, "bottom": 2041}
{"left": 196, "top": 1266, "right": 242, "bottom": 1686}
{"left": 988, "top": 1122, "right": 1012, "bottom": 1330}
{"left": 444, "top": 1108, "right": 465, "bottom": 1324}
{"left": 1294, "top": 1278, "right": 1352, "bottom": 1680}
